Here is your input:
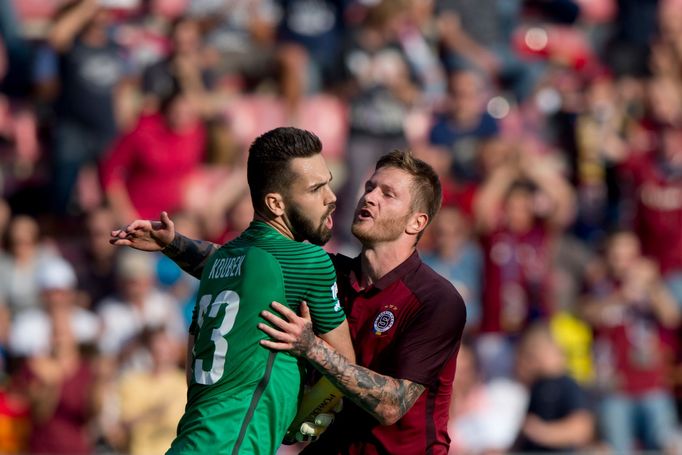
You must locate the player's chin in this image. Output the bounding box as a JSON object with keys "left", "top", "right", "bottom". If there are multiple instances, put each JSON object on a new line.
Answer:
{"left": 351, "top": 220, "right": 368, "bottom": 235}
{"left": 309, "top": 227, "right": 332, "bottom": 246}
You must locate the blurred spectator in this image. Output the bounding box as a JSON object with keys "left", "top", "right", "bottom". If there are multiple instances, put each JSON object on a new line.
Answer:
{"left": 141, "top": 15, "right": 219, "bottom": 115}
{"left": 335, "top": 0, "right": 418, "bottom": 244}
{"left": 9, "top": 256, "right": 99, "bottom": 455}
{"left": 45, "top": 0, "right": 136, "bottom": 215}
{"left": 428, "top": 70, "right": 499, "bottom": 183}
{"left": 620, "top": 123, "right": 682, "bottom": 304}
{"left": 422, "top": 205, "right": 483, "bottom": 331}
{"left": 0, "top": 215, "right": 58, "bottom": 316}
{"left": 571, "top": 73, "right": 630, "bottom": 245}
{"left": 100, "top": 86, "right": 206, "bottom": 223}
{"left": 114, "top": 327, "right": 186, "bottom": 455}
{"left": 512, "top": 322, "right": 595, "bottom": 452}
{"left": 0, "top": 97, "right": 42, "bottom": 203}
{"left": 474, "top": 150, "right": 574, "bottom": 333}
{"left": 96, "top": 250, "right": 185, "bottom": 364}
{"left": 397, "top": 0, "right": 447, "bottom": 105}
{"left": 8, "top": 256, "right": 99, "bottom": 360}
{"left": 473, "top": 149, "right": 574, "bottom": 378}
{"left": 448, "top": 341, "right": 527, "bottom": 455}
{"left": 67, "top": 206, "right": 120, "bottom": 309}
{"left": 580, "top": 229, "right": 681, "bottom": 453}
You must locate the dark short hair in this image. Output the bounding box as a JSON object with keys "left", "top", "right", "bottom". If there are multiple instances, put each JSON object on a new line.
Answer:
{"left": 375, "top": 150, "right": 442, "bottom": 237}
{"left": 247, "top": 127, "right": 323, "bottom": 212}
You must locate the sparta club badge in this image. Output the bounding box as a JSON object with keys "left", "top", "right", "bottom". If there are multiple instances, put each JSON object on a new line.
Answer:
{"left": 373, "top": 310, "right": 395, "bottom": 335}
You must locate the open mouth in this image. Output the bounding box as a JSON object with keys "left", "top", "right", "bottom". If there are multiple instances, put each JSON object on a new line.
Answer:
{"left": 356, "top": 207, "right": 373, "bottom": 221}
{"left": 324, "top": 207, "right": 335, "bottom": 230}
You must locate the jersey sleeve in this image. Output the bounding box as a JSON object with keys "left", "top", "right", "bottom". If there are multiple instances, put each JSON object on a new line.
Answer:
{"left": 393, "top": 282, "right": 466, "bottom": 386}
{"left": 280, "top": 245, "right": 345, "bottom": 335}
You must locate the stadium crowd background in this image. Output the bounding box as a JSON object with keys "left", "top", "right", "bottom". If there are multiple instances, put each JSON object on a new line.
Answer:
{"left": 1, "top": 0, "right": 682, "bottom": 453}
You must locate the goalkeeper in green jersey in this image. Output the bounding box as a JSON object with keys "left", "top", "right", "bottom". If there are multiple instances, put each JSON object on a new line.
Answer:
{"left": 111, "top": 127, "right": 355, "bottom": 454}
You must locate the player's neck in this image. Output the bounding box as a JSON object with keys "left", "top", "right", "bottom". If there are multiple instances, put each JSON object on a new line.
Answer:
{"left": 360, "top": 242, "right": 416, "bottom": 286}
{"left": 254, "top": 213, "right": 295, "bottom": 241}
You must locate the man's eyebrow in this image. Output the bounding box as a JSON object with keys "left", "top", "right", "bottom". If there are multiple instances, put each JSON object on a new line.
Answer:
{"left": 379, "top": 182, "right": 397, "bottom": 193}
{"left": 309, "top": 172, "right": 333, "bottom": 190}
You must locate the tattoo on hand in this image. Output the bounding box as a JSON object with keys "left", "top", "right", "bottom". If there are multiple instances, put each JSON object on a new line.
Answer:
{"left": 291, "top": 321, "right": 316, "bottom": 357}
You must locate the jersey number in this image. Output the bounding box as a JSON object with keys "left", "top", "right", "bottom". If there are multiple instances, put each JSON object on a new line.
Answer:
{"left": 194, "top": 290, "right": 241, "bottom": 385}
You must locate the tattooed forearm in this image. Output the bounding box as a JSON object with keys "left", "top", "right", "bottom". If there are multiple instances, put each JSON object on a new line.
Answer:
{"left": 306, "top": 338, "right": 425, "bottom": 425}
{"left": 163, "top": 233, "right": 220, "bottom": 279}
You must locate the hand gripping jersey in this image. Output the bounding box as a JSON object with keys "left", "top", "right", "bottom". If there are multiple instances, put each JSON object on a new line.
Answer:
{"left": 167, "top": 221, "right": 345, "bottom": 455}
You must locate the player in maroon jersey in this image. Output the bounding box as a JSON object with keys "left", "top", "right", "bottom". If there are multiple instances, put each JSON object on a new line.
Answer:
{"left": 260, "top": 151, "right": 466, "bottom": 454}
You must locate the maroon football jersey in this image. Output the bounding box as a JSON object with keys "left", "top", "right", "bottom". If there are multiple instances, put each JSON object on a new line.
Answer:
{"left": 303, "top": 251, "right": 466, "bottom": 455}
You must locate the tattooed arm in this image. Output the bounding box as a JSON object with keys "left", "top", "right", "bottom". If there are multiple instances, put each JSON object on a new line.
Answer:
{"left": 110, "top": 211, "right": 219, "bottom": 279}
{"left": 162, "top": 234, "right": 219, "bottom": 279}
{"left": 259, "top": 302, "right": 425, "bottom": 426}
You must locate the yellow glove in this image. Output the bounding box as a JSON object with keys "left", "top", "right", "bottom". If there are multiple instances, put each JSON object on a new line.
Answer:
{"left": 283, "top": 377, "right": 343, "bottom": 445}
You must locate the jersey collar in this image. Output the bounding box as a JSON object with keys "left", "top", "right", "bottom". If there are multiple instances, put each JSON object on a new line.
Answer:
{"left": 247, "top": 220, "right": 286, "bottom": 239}
{"left": 349, "top": 250, "right": 422, "bottom": 293}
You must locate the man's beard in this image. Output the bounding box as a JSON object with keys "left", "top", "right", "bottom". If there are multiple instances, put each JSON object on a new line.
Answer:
{"left": 287, "top": 204, "right": 334, "bottom": 246}
{"left": 351, "top": 208, "right": 410, "bottom": 245}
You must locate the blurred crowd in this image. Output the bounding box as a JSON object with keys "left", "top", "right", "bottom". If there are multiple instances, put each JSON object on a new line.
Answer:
{"left": 1, "top": 0, "right": 682, "bottom": 453}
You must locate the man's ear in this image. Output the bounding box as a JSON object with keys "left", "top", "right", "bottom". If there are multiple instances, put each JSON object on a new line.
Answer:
{"left": 405, "top": 212, "right": 429, "bottom": 236}
{"left": 264, "top": 192, "right": 286, "bottom": 217}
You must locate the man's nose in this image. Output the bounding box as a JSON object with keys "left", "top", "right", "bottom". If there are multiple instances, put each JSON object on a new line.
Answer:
{"left": 325, "top": 185, "right": 337, "bottom": 205}
{"left": 363, "top": 187, "right": 380, "bottom": 206}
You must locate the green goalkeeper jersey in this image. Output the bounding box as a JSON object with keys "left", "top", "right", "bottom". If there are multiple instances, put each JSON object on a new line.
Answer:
{"left": 167, "top": 221, "right": 345, "bottom": 455}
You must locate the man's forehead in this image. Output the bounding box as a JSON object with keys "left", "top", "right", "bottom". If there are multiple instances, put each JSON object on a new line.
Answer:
{"left": 371, "top": 166, "right": 413, "bottom": 189}
{"left": 288, "top": 155, "right": 330, "bottom": 182}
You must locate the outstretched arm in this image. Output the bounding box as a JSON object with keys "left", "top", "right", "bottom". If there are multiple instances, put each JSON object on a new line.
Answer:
{"left": 259, "top": 302, "right": 424, "bottom": 426}
{"left": 110, "top": 211, "right": 219, "bottom": 279}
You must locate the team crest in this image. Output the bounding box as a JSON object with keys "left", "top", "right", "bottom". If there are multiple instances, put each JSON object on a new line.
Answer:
{"left": 373, "top": 310, "right": 395, "bottom": 335}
